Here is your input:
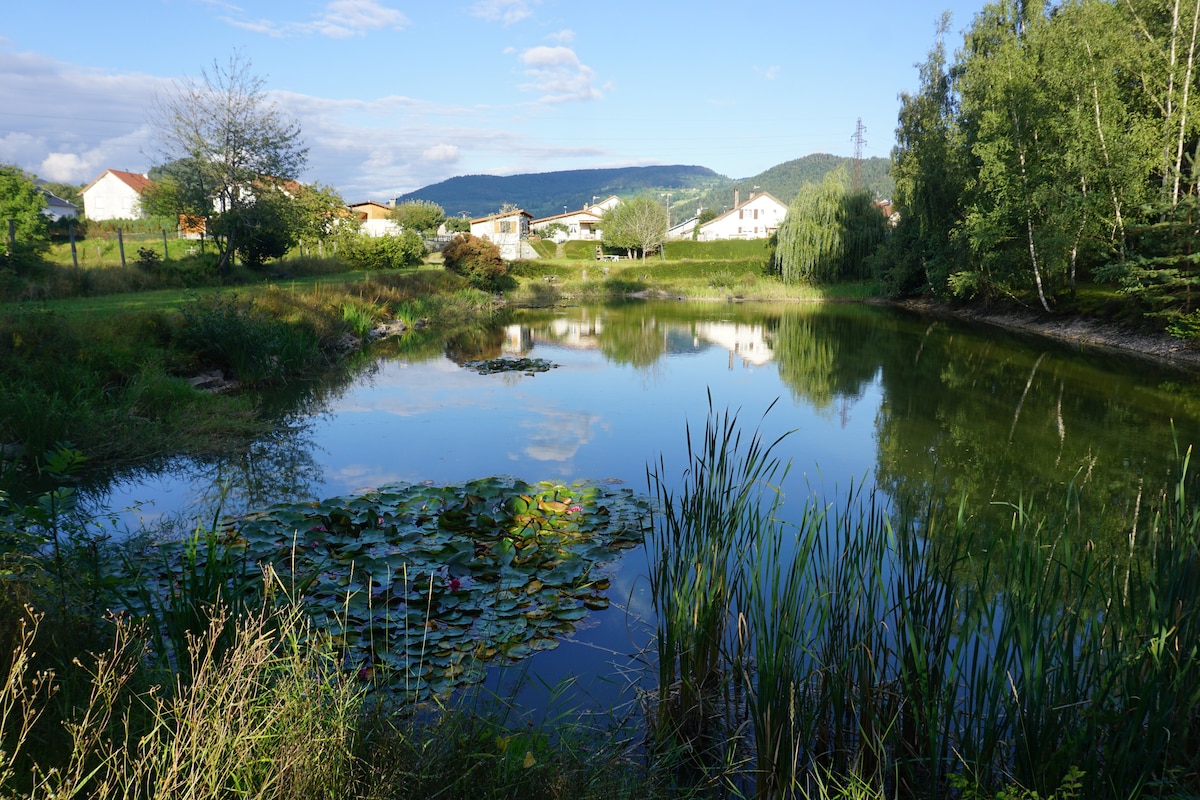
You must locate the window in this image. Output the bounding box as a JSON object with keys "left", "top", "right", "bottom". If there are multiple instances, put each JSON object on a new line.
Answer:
{"left": 496, "top": 220, "right": 515, "bottom": 234}
{"left": 739, "top": 209, "right": 744, "bottom": 219}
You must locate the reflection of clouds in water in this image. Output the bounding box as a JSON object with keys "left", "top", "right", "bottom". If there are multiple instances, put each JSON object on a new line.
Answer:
{"left": 328, "top": 464, "right": 411, "bottom": 493}
{"left": 520, "top": 410, "right": 603, "bottom": 463}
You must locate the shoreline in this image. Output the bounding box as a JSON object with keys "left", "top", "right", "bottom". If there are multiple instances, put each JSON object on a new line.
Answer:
{"left": 889, "top": 298, "right": 1200, "bottom": 375}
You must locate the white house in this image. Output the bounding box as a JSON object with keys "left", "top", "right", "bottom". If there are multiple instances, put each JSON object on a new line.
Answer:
{"left": 696, "top": 191, "right": 788, "bottom": 241}
{"left": 530, "top": 208, "right": 603, "bottom": 241}
{"left": 470, "top": 209, "right": 538, "bottom": 260}
{"left": 667, "top": 216, "right": 700, "bottom": 241}
{"left": 80, "top": 169, "right": 154, "bottom": 221}
{"left": 530, "top": 195, "right": 621, "bottom": 242}
{"left": 348, "top": 201, "right": 401, "bottom": 237}
{"left": 36, "top": 185, "right": 78, "bottom": 221}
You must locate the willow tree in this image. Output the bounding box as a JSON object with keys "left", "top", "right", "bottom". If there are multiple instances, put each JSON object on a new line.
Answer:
{"left": 774, "top": 168, "right": 885, "bottom": 284}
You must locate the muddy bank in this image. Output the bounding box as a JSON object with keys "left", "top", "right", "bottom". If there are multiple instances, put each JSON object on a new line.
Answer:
{"left": 891, "top": 298, "right": 1200, "bottom": 374}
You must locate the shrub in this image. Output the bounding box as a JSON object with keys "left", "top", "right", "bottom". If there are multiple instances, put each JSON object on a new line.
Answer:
{"left": 442, "top": 234, "right": 505, "bottom": 288}
{"left": 339, "top": 231, "right": 425, "bottom": 270}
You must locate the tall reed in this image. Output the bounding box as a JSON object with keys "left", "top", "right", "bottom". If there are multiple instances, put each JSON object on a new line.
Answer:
{"left": 647, "top": 408, "right": 1200, "bottom": 799}
{"left": 645, "top": 396, "right": 790, "bottom": 776}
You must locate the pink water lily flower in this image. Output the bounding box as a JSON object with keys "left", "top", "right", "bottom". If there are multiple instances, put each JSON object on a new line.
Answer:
{"left": 567, "top": 506, "right": 583, "bottom": 513}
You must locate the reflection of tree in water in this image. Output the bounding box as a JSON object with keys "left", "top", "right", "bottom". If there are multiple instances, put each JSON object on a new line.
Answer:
{"left": 772, "top": 306, "right": 883, "bottom": 410}
{"left": 443, "top": 325, "right": 506, "bottom": 365}
{"left": 870, "top": 313, "right": 1200, "bottom": 557}
{"left": 597, "top": 314, "right": 666, "bottom": 368}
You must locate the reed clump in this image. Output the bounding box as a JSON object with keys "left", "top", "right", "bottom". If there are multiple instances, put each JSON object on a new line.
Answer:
{"left": 646, "top": 406, "right": 1200, "bottom": 799}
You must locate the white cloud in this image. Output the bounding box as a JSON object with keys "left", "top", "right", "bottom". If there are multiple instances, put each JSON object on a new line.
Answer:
{"left": 41, "top": 152, "right": 94, "bottom": 182}
{"left": 517, "top": 46, "right": 601, "bottom": 103}
{"left": 221, "top": 0, "right": 409, "bottom": 38}
{"left": 756, "top": 64, "right": 781, "bottom": 80}
{"left": 546, "top": 29, "right": 575, "bottom": 45}
{"left": 423, "top": 144, "right": 461, "bottom": 163}
{"left": 469, "top": 0, "right": 537, "bottom": 26}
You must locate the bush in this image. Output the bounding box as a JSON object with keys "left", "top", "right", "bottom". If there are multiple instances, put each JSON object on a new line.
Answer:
{"left": 339, "top": 231, "right": 425, "bottom": 270}
{"left": 441, "top": 234, "right": 505, "bottom": 288}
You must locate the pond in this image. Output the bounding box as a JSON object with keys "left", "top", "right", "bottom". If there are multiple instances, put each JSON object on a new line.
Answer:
{"left": 98, "top": 300, "right": 1200, "bottom": 713}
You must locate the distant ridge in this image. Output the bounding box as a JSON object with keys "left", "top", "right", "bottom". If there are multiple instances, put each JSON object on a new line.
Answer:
{"left": 395, "top": 155, "right": 892, "bottom": 221}
{"left": 395, "top": 165, "right": 725, "bottom": 220}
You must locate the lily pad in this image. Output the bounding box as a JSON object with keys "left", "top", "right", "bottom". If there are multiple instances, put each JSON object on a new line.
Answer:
{"left": 132, "top": 477, "right": 651, "bottom": 702}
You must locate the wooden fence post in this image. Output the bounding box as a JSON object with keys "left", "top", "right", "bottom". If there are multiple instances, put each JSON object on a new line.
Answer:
{"left": 70, "top": 220, "right": 78, "bottom": 268}
{"left": 118, "top": 228, "right": 126, "bottom": 267}
{"left": 162, "top": 229, "right": 169, "bottom": 261}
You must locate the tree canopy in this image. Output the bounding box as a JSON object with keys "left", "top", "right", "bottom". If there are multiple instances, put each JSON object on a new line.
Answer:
{"left": 774, "top": 168, "right": 885, "bottom": 284}
{"left": 878, "top": 0, "right": 1200, "bottom": 327}
{"left": 600, "top": 196, "right": 668, "bottom": 261}
{"left": 0, "top": 165, "right": 50, "bottom": 269}
{"left": 148, "top": 52, "right": 308, "bottom": 274}
{"left": 390, "top": 200, "right": 445, "bottom": 235}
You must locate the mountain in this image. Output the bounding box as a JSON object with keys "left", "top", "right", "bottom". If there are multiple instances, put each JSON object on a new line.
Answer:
{"left": 690, "top": 155, "right": 894, "bottom": 218}
{"left": 394, "top": 155, "right": 893, "bottom": 222}
{"left": 395, "top": 165, "right": 726, "bottom": 220}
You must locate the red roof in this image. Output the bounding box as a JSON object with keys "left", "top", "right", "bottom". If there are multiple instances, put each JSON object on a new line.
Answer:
{"left": 83, "top": 169, "right": 155, "bottom": 194}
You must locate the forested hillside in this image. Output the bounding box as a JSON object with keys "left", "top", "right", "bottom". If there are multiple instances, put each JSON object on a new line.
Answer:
{"left": 879, "top": 0, "right": 1200, "bottom": 329}
{"left": 395, "top": 155, "right": 891, "bottom": 222}
{"left": 691, "top": 155, "right": 893, "bottom": 217}
{"left": 395, "top": 165, "right": 726, "bottom": 219}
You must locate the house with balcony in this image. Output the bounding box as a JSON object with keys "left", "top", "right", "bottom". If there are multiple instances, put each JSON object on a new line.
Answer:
{"left": 696, "top": 191, "right": 788, "bottom": 241}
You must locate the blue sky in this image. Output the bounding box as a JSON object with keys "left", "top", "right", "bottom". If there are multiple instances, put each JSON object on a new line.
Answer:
{"left": 1, "top": 0, "right": 987, "bottom": 202}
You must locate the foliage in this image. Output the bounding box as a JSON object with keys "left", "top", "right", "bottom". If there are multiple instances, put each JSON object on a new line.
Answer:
{"left": 390, "top": 199, "right": 446, "bottom": 235}
{"left": 291, "top": 182, "right": 352, "bottom": 250}
{"left": 442, "top": 233, "right": 506, "bottom": 288}
{"left": 339, "top": 231, "right": 425, "bottom": 270}
{"left": 774, "top": 168, "right": 884, "bottom": 283}
{"left": 599, "top": 196, "right": 668, "bottom": 262}
{"left": 0, "top": 164, "right": 51, "bottom": 270}
{"left": 148, "top": 52, "right": 307, "bottom": 275}
{"left": 211, "top": 180, "right": 299, "bottom": 269}
{"left": 876, "top": 0, "right": 1184, "bottom": 316}
{"left": 175, "top": 292, "right": 325, "bottom": 384}
{"left": 444, "top": 216, "right": 470, "bottom": 233}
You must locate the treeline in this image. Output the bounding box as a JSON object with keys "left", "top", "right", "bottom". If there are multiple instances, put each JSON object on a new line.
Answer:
{"left": 879, "top": 0, "right": 1200, "bottom": 330}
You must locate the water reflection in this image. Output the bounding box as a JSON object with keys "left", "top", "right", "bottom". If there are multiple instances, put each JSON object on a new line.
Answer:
{"left": 93, "top": 302, "right": 1200, "bottom": 561}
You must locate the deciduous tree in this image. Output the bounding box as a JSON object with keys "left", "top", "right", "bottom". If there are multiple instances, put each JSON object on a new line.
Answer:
{"left": 149, "top": 52, "right": 308, "bottom": 275}
{"left": 0, "top": 164, "right": 50, "bottom": 269}
{"left": 600, "top": 196, "right": 667, "bottom": 262}
{"left": 390, "top": 200, "right": 446, "bottom": 235}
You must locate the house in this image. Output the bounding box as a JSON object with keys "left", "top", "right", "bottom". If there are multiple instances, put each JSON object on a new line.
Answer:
{"left": 667, "top": 215, "right": 700, "bottom": 241}
{"left": 530, "top": 207, "right": 604, "bottom": 241}
{"left": 529, "top": 195, "right": 621, "bottom": 242}
{"left": 80, "top": 169, "right": 154, "bottom": 221}
{"left": 348, "top": 201, "right": 401, "bottom": 238}
{"left": 35, "top": 185, "right": 78, "bottom": 221}
{"left": 695, "top": 190, "right": 788, "bottom": 241}
{"left": 470, "top": 209, "right": 538, "bottom": 260}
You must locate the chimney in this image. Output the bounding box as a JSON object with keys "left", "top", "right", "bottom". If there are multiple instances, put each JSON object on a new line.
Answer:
{"left": 734, "top": 189, "right": 740, "bottom": 208}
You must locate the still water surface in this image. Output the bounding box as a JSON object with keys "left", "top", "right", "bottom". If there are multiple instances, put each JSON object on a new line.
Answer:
{"left": 100, "top": 301, "right": 1200, "bottom": 708}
